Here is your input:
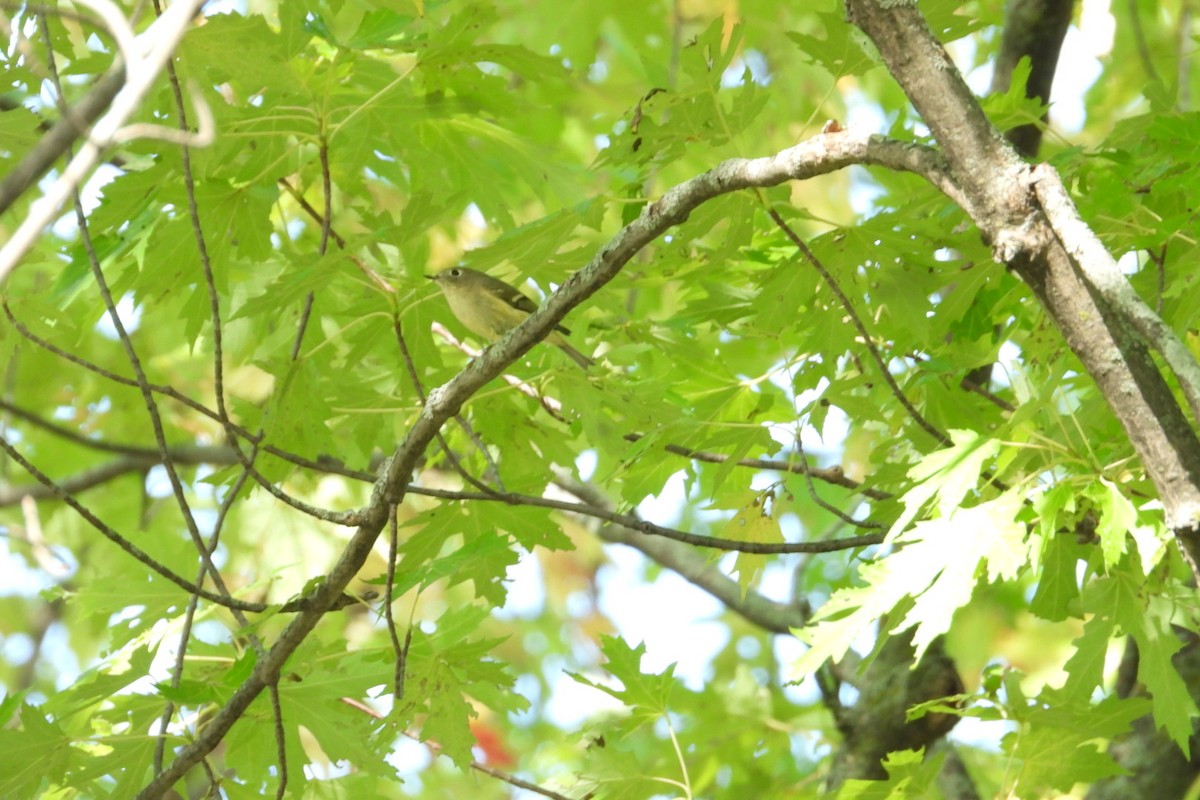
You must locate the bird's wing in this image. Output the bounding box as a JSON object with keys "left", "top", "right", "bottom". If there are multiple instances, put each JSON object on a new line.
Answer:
{"left": 504, "top": 288, "right": 572, "bottom": 335}
{"left": 504, "top": 290, "right": 540, "bottom": 315}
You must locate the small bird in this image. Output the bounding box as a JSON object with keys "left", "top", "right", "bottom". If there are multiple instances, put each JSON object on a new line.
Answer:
{"left": 428, "top": 267, "right": 593, "bottom": 369}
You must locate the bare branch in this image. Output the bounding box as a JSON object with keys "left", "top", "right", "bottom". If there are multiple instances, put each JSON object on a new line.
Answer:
{"left": 653, "top": 438, "right": 893, "bottom": 500}
{"left": 906, "top": 353, "right": 1017, "bottom": 413}
{"left": 0, "top": 58, "right": 124, "bottom": 218}
{"left": 792, "top": 431, "right": 882, "bottom": 530}
{"left": 0, "top": 434, "right": 266, "bottom": 612}
{"left": 464, "top": 758, "right": 577, "bottom": 800}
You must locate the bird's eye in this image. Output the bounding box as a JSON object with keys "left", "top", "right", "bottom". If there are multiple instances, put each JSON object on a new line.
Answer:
{"left": 449, "top": 268, "right": 462, "bottom": 277}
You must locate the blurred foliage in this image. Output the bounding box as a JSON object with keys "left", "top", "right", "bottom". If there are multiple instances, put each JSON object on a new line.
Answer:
{"left": 2, "top": 0, "right": 1200, "bottom": 797}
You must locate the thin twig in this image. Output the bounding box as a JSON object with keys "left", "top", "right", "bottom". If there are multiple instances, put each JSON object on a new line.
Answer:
{"left": 2, "top": 303, "right": 381, "bottom": 483}
{"left": 43, "top": 16, "right": 242, "bottom": 620}
{"left": 793, "top": 430, "right": 882, "bottom": 529}
{"left": 276, "top": 177, "right": 394, "bottom": 292}
{"left": 0, "top": 398, "right": 169, "bottom": 456}
{"left": 1128, "top": 0, "right": 1164, "bottom": 87}
{"left": 557, "top": 470, "right": 808, "bottom": 633}
{"left": 650, "top": 437, "right": 893, "bottom": 501}
{"left": 767, "top": 207, "right": 952, "bottom": 447}
{"left": 418, "top": 484, "right": 884, "bottom": 554}
{"left": 333, "top": 706, "right": 580, "bottom": 800}
{"left": 155, "top": 464, "right": 256, "bottom": 773}
{"left": 905, "top": 352, "right": 1017, "bottom": 413}
{"left": 384, "top": 504, "right": 404, "bottom": 698}
{"left": 430, "top": 324, "right": 568, "bottom": 421}
{"left": 466, "top": 759, "right": 576, "bottom": 800}
{"left": 0, "top": 446, "right": 235, "bottom": 506}
{"left": 270, "top": 682, "right": 288, "bottom": 799}
{"left": 278, "top": 177, "right": 347, "bottom": 247}
{"left": 287, "top": 139, "right": 333, "bottom": 360}
{"left": 0, "top": 434, "right": 268, "bottom": 611}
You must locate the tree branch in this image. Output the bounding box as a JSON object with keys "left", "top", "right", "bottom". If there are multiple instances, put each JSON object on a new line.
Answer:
{"left": 990, "top": 0, "right": 1073, "bottom": 157}
{"left": 0, "top": 446, "right": 236, "bottom": 506}
{"left": 0, "top": 0, "right": 210, "bottom": 279}
{"left": 1030, "top": 164, "right": 1200, "bottom": 424}
{"left": 0, "top": 64, "right": 124, "bottom": 217}
{"left": 418, "top": 484, "right": 884, "bottom": 555}
{"left": 134, "top": 127, "right": 965, "bottom": 797}
{"left": 555, "top": 472, "right": 809, "bottom": 633}
{"left": 845, "top": 0, "right": 1200, "bottom": 549}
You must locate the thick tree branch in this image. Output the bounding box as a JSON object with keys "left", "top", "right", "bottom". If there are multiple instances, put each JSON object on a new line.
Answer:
{"left": 598, "top": 524, "right": 810, "bottom": 631}
{"left": 827, "top": 631, "right": 963, "bottom": 788}
{"left": 845, "top": 0, "right": 1200, "bottom": 552}
{"left": 1031, "top": 164, "right": 1200, "bottom": 423}
{"left": 961, "top": 0, "right": 1072, "bottom": 393}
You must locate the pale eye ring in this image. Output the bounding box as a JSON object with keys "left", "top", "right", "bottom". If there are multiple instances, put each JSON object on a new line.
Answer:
{"left": 449, "top": 268, "right": 462, "bottom": 277}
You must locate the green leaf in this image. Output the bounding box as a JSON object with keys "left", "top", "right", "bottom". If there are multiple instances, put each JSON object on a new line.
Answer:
{"left": 787, "top": 13, "right": 875, "bottom": 78}
{"left": 1029, "top": 530, "right": 1083, "bottom": 621}
{"left": 0, "top": 706, "right": 73, "bottom": 798}
{"left": 1087, "top": 478, "right": 1138, "bottom": 568}
{"left": 796, "top": 490, "right": 1027, "bottom": 668}
{"left": 1004, "top": 693, "right": 1147, "bottom": 793}
{"left": 570, "top": 636, "right": 677, "bottom": 719}
{"left": 1061, "top": 616, "right": 1116, "bottom": 702}
{"left": 888, "top": 429, "right": 1000, "bottom": 540}
{"left": 395, "top": 503, "right": 521, "bottom": 604}
{"left": 836, "top": 748, "right": 945, "bottom": 799}
{"left": 1134, "top": 610, "right": 1196, "bottom": 754}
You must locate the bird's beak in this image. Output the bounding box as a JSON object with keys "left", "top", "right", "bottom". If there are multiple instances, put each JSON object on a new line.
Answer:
{"left": 425, "top": 274, "right": 438, "bottom": 281}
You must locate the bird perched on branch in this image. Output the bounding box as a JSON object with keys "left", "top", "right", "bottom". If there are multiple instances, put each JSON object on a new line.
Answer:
{"left": 428, "top": 267, "right": 593, "bottom": 369}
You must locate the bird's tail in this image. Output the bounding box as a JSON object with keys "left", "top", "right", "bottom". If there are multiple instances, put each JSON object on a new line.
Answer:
{"left": 557, "top": 341, "right": 593, "bottom": 369}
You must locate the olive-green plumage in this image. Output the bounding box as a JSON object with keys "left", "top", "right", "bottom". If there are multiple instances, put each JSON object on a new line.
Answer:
{"left": 428, "top": 267, "right": 592, "bottom": 369}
